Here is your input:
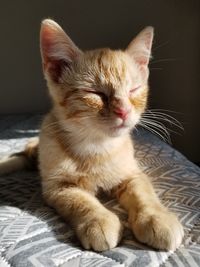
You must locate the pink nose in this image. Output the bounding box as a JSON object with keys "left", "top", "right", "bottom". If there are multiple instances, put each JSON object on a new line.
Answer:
{"left": 114, "top": 107, "right": 130, "bottom": 120}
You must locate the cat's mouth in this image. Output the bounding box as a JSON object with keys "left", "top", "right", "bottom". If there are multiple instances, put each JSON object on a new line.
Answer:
{"left": 99, "top": 117, "right": 135, "bottom": 136}
{"left": 107, "top": 123, "right": 130, "bottom": 137}
{"left": 111, "top": 122, "right": 129, "bottom": 131}
{"left": 108, "top": 117, "right": 137, "bottom": 134}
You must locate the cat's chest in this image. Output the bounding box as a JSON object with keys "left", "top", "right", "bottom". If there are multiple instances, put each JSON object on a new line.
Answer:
{"left": 70, "top": 147, "right": 137, "bottom": 192}
{"left": 40, "top": 127, "right": 137, "bottom": 192}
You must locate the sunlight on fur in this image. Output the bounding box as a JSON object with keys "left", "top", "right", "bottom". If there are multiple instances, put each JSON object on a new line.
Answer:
{"left": 0, "top": 19, "right": 184, "bottom": 252}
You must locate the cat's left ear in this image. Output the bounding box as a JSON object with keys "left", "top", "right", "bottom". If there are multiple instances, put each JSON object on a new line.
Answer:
{"left": 126, "top": 26, "right": 154, "bottom": 67}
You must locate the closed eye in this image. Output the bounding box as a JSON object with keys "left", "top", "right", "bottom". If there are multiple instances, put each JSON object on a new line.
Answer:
{"left": 83, "top": 89, "right": 96, "bottom": 94}
{"left": 84, "top": 89, "right": 106, "bottom": 98}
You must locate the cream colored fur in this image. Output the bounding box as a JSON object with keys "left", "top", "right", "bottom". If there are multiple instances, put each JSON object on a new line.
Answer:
{"left": 38, "top": 19, "right": 184, "bottom": 251}
{"left": 0, "top": 19, "right": 184, "bottom": 252}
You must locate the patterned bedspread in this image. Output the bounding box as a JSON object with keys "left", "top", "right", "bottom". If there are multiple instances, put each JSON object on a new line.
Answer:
{"left": 0, "top": 115, "right": 200, "bottom": 267}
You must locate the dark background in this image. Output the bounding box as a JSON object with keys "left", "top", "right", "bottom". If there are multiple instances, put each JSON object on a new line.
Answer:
{"left": 0, "top": 1, "right": 199, "bottom": 162}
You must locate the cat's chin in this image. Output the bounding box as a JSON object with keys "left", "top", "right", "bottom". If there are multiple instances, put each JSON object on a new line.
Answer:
{"left": 107, "top": 125, "right": 131, "bottom": 137}
{"left": 106, "top": 118, "right": 137, "bottom": 137}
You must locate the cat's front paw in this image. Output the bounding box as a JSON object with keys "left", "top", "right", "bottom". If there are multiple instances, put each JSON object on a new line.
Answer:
{"left": 130, "top": 207, "right": 184, "bottom": 251}
{"left": 76, "top": 210, "right": 123, "bottom": 251}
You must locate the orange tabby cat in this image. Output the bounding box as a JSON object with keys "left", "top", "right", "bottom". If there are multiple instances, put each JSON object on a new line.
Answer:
{"left": 0, "top": 19, "right": 184, "bottom": 252}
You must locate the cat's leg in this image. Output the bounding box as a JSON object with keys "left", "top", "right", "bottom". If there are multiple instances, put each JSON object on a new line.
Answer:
{"left": 43, "top": 184, "right": 123, "bottom": 251}
{"left": 115, "top": 172, "right": 184, "bottom": 250}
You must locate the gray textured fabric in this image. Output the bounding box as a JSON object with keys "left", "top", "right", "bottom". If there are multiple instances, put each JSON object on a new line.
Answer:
{"left": 0, "top": 115, "right": 200, "bottom": 267}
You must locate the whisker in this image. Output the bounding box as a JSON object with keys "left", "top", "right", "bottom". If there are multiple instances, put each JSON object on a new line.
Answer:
{"left": 134, "top": 125, "right": 140, "bottom": 134}
{"left": 142, "top": 113, "right": 183, "bottom": 130}
{"left": 147, "top": 108, "right": 184, "bottom": 117}
{"left": 149, "top": 67, "right": 163, "bottom": 71}
{"left": 140, "top": 119, "right": 171, "bottom": 141}
{"left": 140, "top": 108, "right": 184, "bottom": 143}
{"left": 150, "top": 58, "right": 180, "bottom": 64}
{"left": 145, "top": 109, "right": 184, "bottom": 127}
{"left": 148, "top": 108, "right": 183, "bottom": 114}
{"left": 139, "top": 122, "right": 170, "bottom": 144}
{"left": 152, "top": 40, "right": 170, "bottom": 52}
{"left": 141, "top": 119, "right": 170, "bottom": 136}
{"left": 141, "top": 118, "right": 181, "bottom": 137}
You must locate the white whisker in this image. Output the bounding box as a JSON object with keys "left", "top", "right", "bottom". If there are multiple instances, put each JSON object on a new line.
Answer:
{"left": 139, "top": 122, "right": 170, "bottom": 143}
{"left": 139, "top": 108, "right": 184, "bottom": 144}
{"left": 152, "top": 41, "right": 170, "bottom": 52}
{"left": 145, "top": 110, "right": 184, "bottom": 128}
{"left": 150, "top": 58, "right": 180, "bottom": 64}
{"left": 143, "top": 113, "right": 183, "bottom": 130}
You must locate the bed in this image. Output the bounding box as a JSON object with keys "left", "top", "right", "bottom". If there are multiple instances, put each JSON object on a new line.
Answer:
{"left": 0, "top": 115, "right": 200, "bottom": 267}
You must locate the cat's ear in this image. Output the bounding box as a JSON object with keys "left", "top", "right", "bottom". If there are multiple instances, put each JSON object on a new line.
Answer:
{"left": 40, "top": 19, "right": 81, "bottom": 82}
{"left": 126, "top": 26, "right": 154, "bottom": 67}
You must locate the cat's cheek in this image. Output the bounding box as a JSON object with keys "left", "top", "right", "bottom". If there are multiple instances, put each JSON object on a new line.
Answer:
{"left": 126, "top": 111, "right": 141, "bottom": 128}
{"left": 129, "top": 88, "right": 148, "bottom": 114}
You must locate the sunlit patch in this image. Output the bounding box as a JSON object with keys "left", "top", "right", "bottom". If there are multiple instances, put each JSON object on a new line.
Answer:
{"left": 129, "top": 87, "right": 148, "bottom": 112}
{"left": 83, "top": 95, "right": 104, "bottom": 110}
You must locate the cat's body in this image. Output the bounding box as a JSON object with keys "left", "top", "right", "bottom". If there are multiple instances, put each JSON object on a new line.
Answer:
{"left": 0, "top": 19, "right": 184, "bottom": 251}
{"left": 40, "top": 112, "right": 136, "bottom": 194}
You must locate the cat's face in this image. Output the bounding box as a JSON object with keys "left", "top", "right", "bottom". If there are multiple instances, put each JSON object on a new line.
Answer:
{"left": 40, "top": 20, "right": 153, "bottom": 137}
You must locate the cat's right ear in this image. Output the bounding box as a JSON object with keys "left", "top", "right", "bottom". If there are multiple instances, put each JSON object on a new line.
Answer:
{"left": 40, "top": 19, "right": 81, "bottom": 82}
{"left": 126, "top": 26, "right": 154, "bottom": 67}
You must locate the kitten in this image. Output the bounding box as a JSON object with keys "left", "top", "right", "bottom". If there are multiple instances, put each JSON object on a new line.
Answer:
{"left": 0, "top": 19, "right": 184, "bottom": 252}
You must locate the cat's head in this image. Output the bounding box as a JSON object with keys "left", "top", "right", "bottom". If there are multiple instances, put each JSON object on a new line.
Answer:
{"left": 40, "top": 19, "right": 154, "bottom": 138}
